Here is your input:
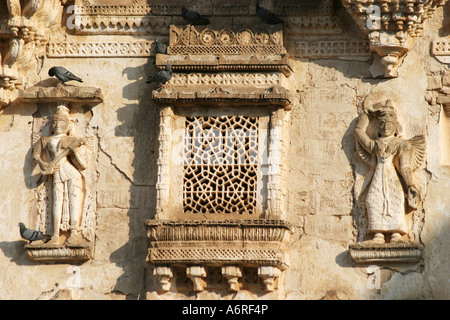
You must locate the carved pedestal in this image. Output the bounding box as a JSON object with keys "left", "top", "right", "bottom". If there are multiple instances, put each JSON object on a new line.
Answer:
{"left": 349, "top": 242, "right": 423, "bottom": 263}
{"left": 25, "top": 243, "right": 93, "bottom": 264}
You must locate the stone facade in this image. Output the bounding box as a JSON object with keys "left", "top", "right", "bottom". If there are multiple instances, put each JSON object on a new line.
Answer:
{"left": 0, "top": 0, "right": 450, "bottom": 300}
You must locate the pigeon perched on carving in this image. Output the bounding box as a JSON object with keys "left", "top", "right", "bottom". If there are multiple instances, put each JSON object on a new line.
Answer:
{"left": 18, "top": 222, "right": 51, "bottom": 244}
{"left": 146, "top": 64, "right": 173, "bottom": 88}
{"left": 155, "top": 39, "right": 167, "bottom": 55}
{"left": 256, "top": 3, "right": 284, "bottom": 25}
{"left": 48, "top": 66, "right": 83, "bottom": 83}
{"left": 181, "top": 7, "right": 210, "bottom": 25}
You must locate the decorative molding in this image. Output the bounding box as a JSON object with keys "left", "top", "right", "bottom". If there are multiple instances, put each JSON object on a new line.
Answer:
{"left": 47, "top": 40, "right": 153, "bottom": 57}
{"left": 349, "top": 242, "right": 423, "bottom": 263}
{"left": 274, "top": 0, "right": 334, "bottom": 16}
{"left": 292, "top": 40, "right": 371, "bottom": 59}
{"left": 285, "top": 16, "right": 344, "bottom": 35}
{"left": 169, "top": 72, "right": 283, "bottom": 87}
{"left": 167, "top": 25, "right": 285, "bottom": 55}
{"left": 72, "top": 16, "right": 171, "bottom": 35}
{"left": 156, "top": 53, "right": 294, "bottom": 76}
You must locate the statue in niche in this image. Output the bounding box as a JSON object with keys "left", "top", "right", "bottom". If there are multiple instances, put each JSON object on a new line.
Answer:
{"left": 32, "top": 104, "right": 94, "bottom": 246}
{"left": 354, "top": 100, "right": 426, "bottom": 244}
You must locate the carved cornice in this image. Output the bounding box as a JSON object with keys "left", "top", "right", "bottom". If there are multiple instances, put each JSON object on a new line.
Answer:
{"left": 292, "top": 39, "right": 371, "bottom": 59}
{"left": 146, "top": 219, "right": 292, "bottom": 269}
{"left": 349, "top": 242, "right": 423, "bottom": 263}
{"left": 286, "top": 16, "right": 344, "bottom": 35}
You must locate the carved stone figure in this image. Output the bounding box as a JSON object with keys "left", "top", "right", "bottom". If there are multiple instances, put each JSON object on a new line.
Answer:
{"left": 32, "top": 104, "right": 90, "bottom": 245}
{"left": 354, "top": 100, "right": 426, "bottom": 243}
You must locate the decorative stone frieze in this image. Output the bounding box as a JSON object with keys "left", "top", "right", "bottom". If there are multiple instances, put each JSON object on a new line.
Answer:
{"left": 167, "top": 25, "right": 285, "bottom": 55}
{"left": 341, "top": 0, "right": 446, "bottom": 77}
{"left": 47, "top": 40, "right": 154, "bottom": 57}
{"left": 292, "top": 39, "right": 371, "bottom": 59}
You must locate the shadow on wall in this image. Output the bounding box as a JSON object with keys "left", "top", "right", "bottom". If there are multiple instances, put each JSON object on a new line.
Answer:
{"left": 0, "top": 241, "right": 36, "bottom": 266}
{"left": 107, "top": 56, "right": 159, "bottom": 299}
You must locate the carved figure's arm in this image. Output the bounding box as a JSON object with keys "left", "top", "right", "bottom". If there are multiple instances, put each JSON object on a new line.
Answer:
{"left": 354, "top": 111, "right": 375, "bottom": 154}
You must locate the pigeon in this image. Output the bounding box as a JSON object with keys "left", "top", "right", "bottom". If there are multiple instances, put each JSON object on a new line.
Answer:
{"left": 146, "top": 64, "right": 173, "bottom": 88}
{"left": 48, "top": 66, "right": 83, "bottom": 83}
{"left": 18, "top": 222, "right": 51, "bottom": 244}
{"left": 155, "top": 39, "right": 167, "bottom": 55}
{"left": 181, "top": 7, "right": 210, "bottom": 25}
{"left": 256, "top": 3, "right": 284, "bottom": 25}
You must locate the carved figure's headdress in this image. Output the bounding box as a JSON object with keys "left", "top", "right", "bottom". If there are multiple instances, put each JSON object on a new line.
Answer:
{"left": 375, "top": 100, "right": 398, "bottom": 124}
{"left": 53, "top": 104, "right": 70, "bottom": 121}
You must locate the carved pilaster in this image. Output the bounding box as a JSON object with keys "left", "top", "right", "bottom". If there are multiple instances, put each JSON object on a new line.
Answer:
{"left": 155, "top": 106, "right": 174, "bottom": 220}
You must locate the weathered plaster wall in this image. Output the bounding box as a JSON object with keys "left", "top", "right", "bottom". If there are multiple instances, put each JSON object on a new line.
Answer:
{"left": 0, "top": 0, "right": 449, "bottom": 300}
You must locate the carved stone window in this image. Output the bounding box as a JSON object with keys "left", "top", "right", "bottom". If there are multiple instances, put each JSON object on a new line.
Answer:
{"left": 146, "top": 24, "right": 294, "bottom": 295}
{"left": 183, "top": 115, "right": 260, "bottom": 215}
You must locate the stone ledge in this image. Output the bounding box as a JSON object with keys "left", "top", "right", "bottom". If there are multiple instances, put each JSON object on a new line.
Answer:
{"left": 348, "top": 242, "right": 423, "bottom": 263}
{"left": 25, "top": 243, "right": 93, "bottom": 264}
{"left": 152, "top": 85, "right": 292, "bottom": 108}
{"left": 18, "top": 85, "right": 103, "bottom": 103}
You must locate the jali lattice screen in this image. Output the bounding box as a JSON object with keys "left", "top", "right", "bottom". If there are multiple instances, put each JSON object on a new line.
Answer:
{"left": 183, "top": 116, "right": 259, "bottom": 214}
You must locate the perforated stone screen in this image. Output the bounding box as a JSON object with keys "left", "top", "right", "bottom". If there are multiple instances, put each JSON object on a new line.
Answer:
{"left": 183, "top": 116, "right": 259, "bottom": 215}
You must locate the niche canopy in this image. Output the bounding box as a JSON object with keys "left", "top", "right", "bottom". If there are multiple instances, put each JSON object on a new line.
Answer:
{"left": 341, "top": 0, "right": 446, "bottom": 77}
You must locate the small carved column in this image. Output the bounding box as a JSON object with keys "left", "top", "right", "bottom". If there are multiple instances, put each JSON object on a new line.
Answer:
{"left": 155, "top": 105, "right": 174, "bottom": 220}
{"left": 266, "top": 108, "right": 289, "bottom": 219}
{"left": 186, "top": 266, "right": 207, "bottom": 292}
{"left": 221, "top": 266, "right": 242, "bottom": 292}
